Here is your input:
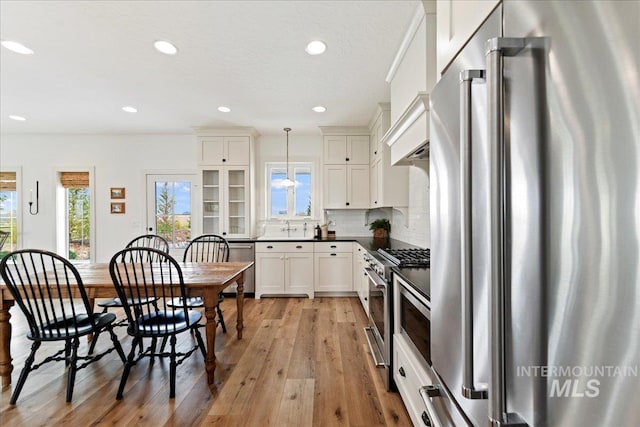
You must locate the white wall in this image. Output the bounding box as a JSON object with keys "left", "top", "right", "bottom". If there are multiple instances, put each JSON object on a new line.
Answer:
{"left": 0, "top": 133, "right": 196, "bottom": 261}
{"left": 1, "top": 131, "right": 430, "bottom": 254}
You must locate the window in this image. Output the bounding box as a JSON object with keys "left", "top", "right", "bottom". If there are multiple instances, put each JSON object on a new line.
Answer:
{"left": 267, "top": 163, "right": 313, "bottom": 218}
{"left": 60, "top": 172, "right": 91, "bottom": 261}
{"left": 0, "top": 171, "right": 18, "bottom": 255}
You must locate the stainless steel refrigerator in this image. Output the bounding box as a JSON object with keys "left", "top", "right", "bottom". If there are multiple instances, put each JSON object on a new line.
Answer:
{"left": 429, "top": 1, "right": 639, "bottom": 426}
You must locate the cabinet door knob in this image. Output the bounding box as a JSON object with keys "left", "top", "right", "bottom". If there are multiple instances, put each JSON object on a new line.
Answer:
{"left": 346, "top": 202, "right": 350, "bottom": 206}
{"left": 267, "top": 245, "right": 274, "bottom": 249}
{"left": 399, "top": 366, "right": 406, "bottom": 377}
{"left": 421, "top": 411, "right": 432, "bottom": 426}
{"left": 330, "top": 245, "right": 337, "bottom": 248}
{"left": 330, "top": 253, "right": 337, "bottom": 256}
{"left": 222, "top": 232, "right": 227, "bottom": 235}
{"left": 296, "top": 245, "right": 302, "bottom": 249}
{"left": 222, "top": 158, "right": 227, "bottom": 162}
{"left": 346, "top": 157, "right": 350, "bottom": 162}
{"left": 374, "top": 151, "right": 377, "bottom": 155}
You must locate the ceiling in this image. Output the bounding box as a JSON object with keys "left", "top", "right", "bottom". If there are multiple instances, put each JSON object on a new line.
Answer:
{"left": 0, "top": 0, "right": 419, "bottom": 136}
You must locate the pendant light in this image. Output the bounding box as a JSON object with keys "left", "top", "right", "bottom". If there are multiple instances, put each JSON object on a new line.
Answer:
{"left": 282, "top": 127, "right": 296, "bottom": 187}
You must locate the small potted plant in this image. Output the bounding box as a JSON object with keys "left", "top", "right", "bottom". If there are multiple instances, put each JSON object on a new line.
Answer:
{"left": 369, "top": 218, "right": 390, "bottom": 240}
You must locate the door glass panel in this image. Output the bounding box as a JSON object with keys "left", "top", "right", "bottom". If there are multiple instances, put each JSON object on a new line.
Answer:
{"left": 153, "top": 180, "right": 191, "bottom": 247}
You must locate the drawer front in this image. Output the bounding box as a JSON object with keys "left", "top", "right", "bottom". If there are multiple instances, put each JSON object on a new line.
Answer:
{"left": 314, "top": 241, "right": 353, "bottom": 253}
{"left": 255, "top": 242, "right": 313, "bottom": 253}
{"left": 394, "top": 335, "right": 431, "bottom": 427}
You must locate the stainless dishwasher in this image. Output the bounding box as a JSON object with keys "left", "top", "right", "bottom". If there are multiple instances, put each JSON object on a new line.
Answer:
{"left": 226, "top": 241, "right": 255, "bottom": 294}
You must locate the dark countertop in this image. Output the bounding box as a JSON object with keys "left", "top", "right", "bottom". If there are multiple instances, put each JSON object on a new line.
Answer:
{"left": 392, "top": 267, "right": 430, "bottom": 301}
{"left": 229, "top": 235, "right": 429, "bottom": 298}
{"left": 246, "top": 236, "right": 420, "bottom": 251}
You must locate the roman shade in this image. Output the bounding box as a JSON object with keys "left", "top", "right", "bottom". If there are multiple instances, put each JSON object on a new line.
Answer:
{"left": 60, "top": 172, "right": 89, "bottom": 188}
{"left": 0, "top": 171, "right": 16, "bottom": 191}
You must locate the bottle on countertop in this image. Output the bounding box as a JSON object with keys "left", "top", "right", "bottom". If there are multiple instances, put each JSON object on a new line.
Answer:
{"left": 314, "top": 223, "right": 321, "bottom": 239}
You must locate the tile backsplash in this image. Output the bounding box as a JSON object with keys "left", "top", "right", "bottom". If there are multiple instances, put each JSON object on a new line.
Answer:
{"left": 389, "top": 162, "right": 430, "bottom": 248}
{"left": 325, "top": 208, "right": 391, "bottom": 237}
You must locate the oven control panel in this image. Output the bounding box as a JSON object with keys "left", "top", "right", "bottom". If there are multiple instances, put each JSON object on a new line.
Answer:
{"left": 363, "top": 251, "right": 392, "bottom": 281}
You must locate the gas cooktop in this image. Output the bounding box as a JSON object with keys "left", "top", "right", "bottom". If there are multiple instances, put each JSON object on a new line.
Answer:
{"left": 377, "top": 248, "right": 430, "bottom": 268}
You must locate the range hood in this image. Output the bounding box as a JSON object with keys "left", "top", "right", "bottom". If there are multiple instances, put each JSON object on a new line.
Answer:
{"left": 382, "top": 92, "right": 430, "bottom": 165}
{"left": 406, "top": 141, "right": 429, "bottom": 160}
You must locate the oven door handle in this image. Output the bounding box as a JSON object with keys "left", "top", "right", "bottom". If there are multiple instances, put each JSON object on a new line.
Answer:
{"left": 365, "top": 268, "right": 387, "bottom": 289}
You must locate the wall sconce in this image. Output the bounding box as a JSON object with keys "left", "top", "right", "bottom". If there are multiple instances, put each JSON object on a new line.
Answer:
{"left": 29, "top": 181, "right": 39, "bottom": 215}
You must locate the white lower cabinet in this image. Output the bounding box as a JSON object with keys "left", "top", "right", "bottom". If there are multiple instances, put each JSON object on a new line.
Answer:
{"left": 314, "top": 242, "right": 353, "bottom": 292}
{"left": 255, "top": 242, "right": 314, "bottom": 299}
{"left": 394, "top": 334, "right": 432, "bottom": 427}
{"left": 353, "top": 243, "right": 369, "bottom": 315}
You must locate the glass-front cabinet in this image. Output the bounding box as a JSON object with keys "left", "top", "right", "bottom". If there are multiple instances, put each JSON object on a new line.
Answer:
{"left": 202, "top": 170, "right": 221, "bottom": 235}
{"left": 202, "top": 167, "right": 249, "bottom": 238}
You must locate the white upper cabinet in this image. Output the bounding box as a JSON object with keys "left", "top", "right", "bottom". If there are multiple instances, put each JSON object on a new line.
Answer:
{"left": 436, "top": 0, "right": 500, "bottom": 76}
{"left": 199, "top": 136, "right": 250, "bottom": 165}
{"left": 320, "top": 127, "right": 370, "bottom": 210}
{"left": 323, "top": 135, "right": 369, "bottom": 165}
{"left": 323, "top": 164, "right": 369, "bottom": 209}
{"left": 195, "top": 127, "right": 258, "bottom": 238}
{"left": 368, "top": 104, "right": 409, "bottom": 207}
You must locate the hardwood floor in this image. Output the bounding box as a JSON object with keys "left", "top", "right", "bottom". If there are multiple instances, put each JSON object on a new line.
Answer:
{"left": 0, "top": 297, "right": 411, "bottom": 426}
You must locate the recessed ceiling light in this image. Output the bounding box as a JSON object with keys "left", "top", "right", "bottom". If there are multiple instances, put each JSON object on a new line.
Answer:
{"left": 1, "top": 40, "right": 34, "bottom": 55}
{"left": 312, "top": 106, "right": 327, "bottom": 113}
{"left": 9, "top": 115, "right": 26, "bottom": 121}
{"left": 217, "top": 106, "right": 231, "bottom": 113}
{"left": 154, "top": 40, "right": 178, "bottom": 55}
{"left": 305, "top": 40, "right": 327, "bottom": 55}
{"left": 122, "top": 106, "right": 137, "bottom": 113}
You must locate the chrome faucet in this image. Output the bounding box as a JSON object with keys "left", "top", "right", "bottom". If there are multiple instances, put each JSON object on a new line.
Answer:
{"left": 281, "top": 220, "right": 297, "bottom": 237}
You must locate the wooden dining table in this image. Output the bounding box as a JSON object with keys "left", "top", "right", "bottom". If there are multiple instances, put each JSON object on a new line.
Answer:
{"left": 0, "top": 261, "right": 253, "bottom": 389}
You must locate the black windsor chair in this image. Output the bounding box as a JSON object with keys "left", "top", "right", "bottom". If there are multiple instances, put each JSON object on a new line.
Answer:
{"left": 167, "top": 234, "right": 230, "bottom": 333}
{"left": 0, "top": 249, "right": 126, "bottom": 404}
{"left": 109, "top": 247, "right": 206, "bottom": 399}
{"left": 89, "top": 234, "right": 169, "bottom": 354}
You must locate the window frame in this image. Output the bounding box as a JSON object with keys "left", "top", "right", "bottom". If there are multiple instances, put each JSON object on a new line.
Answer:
{"left": 0, "top": 167, "right": 22, "bottom": 253}
{"left": 265, "top": 161, "right": 315, "bottom": 220}
{"left": 55, "top": 167, "right": 96, "bottom": 263}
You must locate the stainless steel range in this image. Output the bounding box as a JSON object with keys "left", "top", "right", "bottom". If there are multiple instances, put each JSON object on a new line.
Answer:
{"left": 363, "top": 247, "right": 430, "bottom": 391}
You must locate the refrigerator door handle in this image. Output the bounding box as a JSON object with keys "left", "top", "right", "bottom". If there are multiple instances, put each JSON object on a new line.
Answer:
{"left": 486, "top": 36, "right": 544, "bottom": 427}
{"left": 459, "top": 69, "right": 488, "bottom": 401}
